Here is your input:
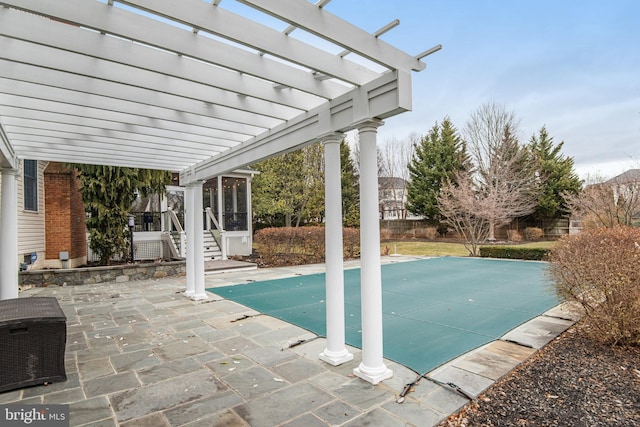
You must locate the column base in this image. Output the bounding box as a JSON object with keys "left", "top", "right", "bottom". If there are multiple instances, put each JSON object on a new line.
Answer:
{"left": 353, "top": 363, "right": 393, "bottom": 385}
{"left": 184, "top": 289, "right": 195, "bottom": 297}
{"left": 188, "top": 292, "right": 209, "bottom": 301}
{"left": 319, "top": 348, "right": 354, "bottom": 366}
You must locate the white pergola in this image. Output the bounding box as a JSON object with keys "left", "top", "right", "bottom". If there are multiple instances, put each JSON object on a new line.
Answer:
{"left": 0, "top": 0, "right": 438, "bottom": 384}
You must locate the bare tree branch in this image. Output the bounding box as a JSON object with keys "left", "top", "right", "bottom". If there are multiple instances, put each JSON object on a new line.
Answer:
{"left": 437, "top": 171, "right": 490, "bottom": 256}
{"left": 565, "top": 172, "right": 640, "bottom": 227}
{"left": 464, "top": 103, "right": 538, "bottom": 240}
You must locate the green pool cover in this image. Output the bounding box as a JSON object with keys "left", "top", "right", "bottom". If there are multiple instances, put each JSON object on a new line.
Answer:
{"left": 207, "top": 257, "right": 559, "bottom": 374}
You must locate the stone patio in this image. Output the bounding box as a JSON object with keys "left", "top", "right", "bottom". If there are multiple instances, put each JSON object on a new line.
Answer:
{"left": 0, "top": 257, "right": 580, "bottom": 426}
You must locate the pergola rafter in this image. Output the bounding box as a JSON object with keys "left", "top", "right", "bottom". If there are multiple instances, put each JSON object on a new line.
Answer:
{"left": 0, "top": 12, "right": 327, "bottom": 110}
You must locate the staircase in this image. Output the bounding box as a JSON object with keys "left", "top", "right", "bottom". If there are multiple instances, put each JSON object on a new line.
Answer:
{"left": 203, "top": 231, "right": 222, "bottom": 261}
{"left": 168, "top": 230, "right": 222, "bottom": 261}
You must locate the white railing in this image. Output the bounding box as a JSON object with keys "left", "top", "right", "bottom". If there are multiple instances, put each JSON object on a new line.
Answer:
{"left": 167, "top": 207, "right": 183, "bottom": 232}
{"left": 167, "top": 207, "right": 186, "bottom": 257}
{"left": 205, "top": 207, "right": 227, "bottom": 260}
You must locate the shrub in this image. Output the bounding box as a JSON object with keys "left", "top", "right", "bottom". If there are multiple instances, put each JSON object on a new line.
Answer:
{"left": 547, "top": 226, "right": 640, "bottom": 346}
{"left": 479, "top": 246, "right": 549, "bottom": 261}
{"left": 507, "top": 229, "right": 522, "bottom": 242}
{"left": 523, "top": 227, "right": 544, "bottom": 240}
{"left": 414, "top": 227, "right": 438, "bottom": 240}
{"left": 254, "top": 226, "right": 359, "bottom": 266}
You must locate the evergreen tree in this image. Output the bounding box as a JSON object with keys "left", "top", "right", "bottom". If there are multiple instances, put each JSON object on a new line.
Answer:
{"left": 530, "top": 126, "right": 583, "bottom": 223}
{"left": 251, "top": 150, "right": 306, "bottom": 227}
{"left": 340, "top": 140, "right": 360, "bottom": 227}
{"left": 406, "top": 117, "right": 469, "bottom": 230}
{"left": 74, "top": 165, "right": 171, "bottom": 265}
{"left": 252, "top": 141, "right": 360, "bottom": 228}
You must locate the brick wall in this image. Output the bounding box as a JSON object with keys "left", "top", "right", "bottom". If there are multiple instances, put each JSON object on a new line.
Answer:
{"left": 44, "top": 163, "right": 87, "bottom": 266}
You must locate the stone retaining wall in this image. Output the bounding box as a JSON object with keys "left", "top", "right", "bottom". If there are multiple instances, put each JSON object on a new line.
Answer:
{"left": 19, "top": 260, "right": 186, "bottom": 288}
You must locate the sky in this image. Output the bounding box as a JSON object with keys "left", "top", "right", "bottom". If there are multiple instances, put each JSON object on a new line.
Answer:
{"left": 316, "top": 0, "right": 640, "bottom": 179}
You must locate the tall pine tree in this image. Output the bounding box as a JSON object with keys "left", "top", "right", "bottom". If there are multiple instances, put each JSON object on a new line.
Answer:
{"left": 529, "top": 126, "right": 582, "bottom": 224}
{"left": 340, "top": 140, "right": 359, "bottom": 227}
{"left": 406, "top": 117, "right": 469, "bottom": 231}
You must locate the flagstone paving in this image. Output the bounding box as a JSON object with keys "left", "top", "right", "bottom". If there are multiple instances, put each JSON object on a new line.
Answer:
{"left": 2, "top": 256, "right": 580, "bottom": 426}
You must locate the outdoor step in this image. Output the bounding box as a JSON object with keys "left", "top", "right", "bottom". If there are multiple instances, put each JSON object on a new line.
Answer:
{"left": 169, "top": 231, "right": 222, "bottom": 261}
{"left": 203, "top": 231, "right": 221, "bottom": 260}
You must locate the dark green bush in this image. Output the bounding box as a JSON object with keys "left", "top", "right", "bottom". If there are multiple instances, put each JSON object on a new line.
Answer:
{"left": 478, "top": 246, "right": 549, "bottom": 261}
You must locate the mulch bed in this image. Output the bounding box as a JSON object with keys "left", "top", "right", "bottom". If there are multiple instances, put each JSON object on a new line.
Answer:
{"left": 438, "top": 323, "right": 640, "bottom": 427}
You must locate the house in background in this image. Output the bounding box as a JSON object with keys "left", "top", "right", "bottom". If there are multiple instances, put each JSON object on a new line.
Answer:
{"left": 378, "top": 177, "right": 408, "bottom": 220}
{"left": 378, "top": 176, "right": 422, "bottom": 220}
{"left": 0, "top": 159, "right": 47, "bottom": 270}
{"left": 601, "top": 168, "right": 640, "bottom": 225}
{"left": 0, "top": 160, "right": 88, "bottom": 270}
{"left": 43, "top": 162, "right": 87, "bottom": 269}
{"left": 123, "top": 170, "right": 257, "bottom": 263}
{"left": 1, "top": 160, "right": 256, "bottom": 270}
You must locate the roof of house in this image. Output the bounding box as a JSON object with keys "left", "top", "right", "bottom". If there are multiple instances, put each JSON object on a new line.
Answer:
{"left": 604, "top": 169, "right": 640, "bottom": 185}
{"left": 378, "top": 177, "right": 408, "bottom": 189}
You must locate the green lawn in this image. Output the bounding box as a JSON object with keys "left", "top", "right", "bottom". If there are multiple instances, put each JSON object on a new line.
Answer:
{"left": 380, "top": 240, "right": 557, "bottom": 257}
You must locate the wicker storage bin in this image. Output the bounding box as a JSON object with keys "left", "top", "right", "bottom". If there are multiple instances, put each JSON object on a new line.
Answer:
{"left": 0, "top": 297, "right": 67, "bottom": 393}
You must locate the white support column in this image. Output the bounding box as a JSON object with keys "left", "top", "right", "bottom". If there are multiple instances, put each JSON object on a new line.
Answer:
{"left": 217, "top": 175, "right": 228, "bottom": 261}
{"left": 217, "top": 176, "right": 224, "bottom": 230}
{"left": 184, "top": 184, "right": 195, "bottom": 298}
{"left": 319, "top": 134, "right": 354, "bottom": 366}
{"left": 0, "top": 167, "right": 19, "bottom": 300}
{"left": 353, "top": 120, "right": 393, "bottom": 384}
{"left": 189, "top": 181, "right": 208, "bottom": 301}
{"left": 245, "top": 174, "right": 253, "bottom": 259}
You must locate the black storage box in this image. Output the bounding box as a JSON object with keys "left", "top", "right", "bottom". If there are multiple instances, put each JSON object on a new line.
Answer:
{"left": 0, "top": 297, "right": 67, "bottom": 393}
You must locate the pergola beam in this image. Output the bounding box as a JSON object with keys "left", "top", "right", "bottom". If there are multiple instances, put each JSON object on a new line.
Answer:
{"left": 12, "top": 135, "right": 211, "bottom": 165}
{"left": 0, "top": 9, "right": 328, "bottom": 109}
{"left": 0, "top": 0, "right": 349, "bottom": 99}
{"left": 0, "top": 61, "right": 278, "bottom": 132}
{"left": 0, "top": 107, "right": 245, "bottom": 151}
{"left": 0, "top": 39, "right": 300, "bottom": 122}
{"left": 183, "top": 70, "right": 411, "bottom": 182}
{"left": 8, "top": 142, "right": 183, "bottom": 170}
{"left": 1, "top": 116, "right": 236, "bottom": 152}
{"left": 0, "top": 86, "right": 250, "bottom": 145}
{"left": 3, "top": 121, "right": 223, "bottom": 157}
{"left": 118, "top": 0, "right": 378, "bottom": 86}
{"left": 0, "top": 74, "right": 266, "bottom": 141}
{"left": 239, "top": 0, "right": 426, "bottom": 72}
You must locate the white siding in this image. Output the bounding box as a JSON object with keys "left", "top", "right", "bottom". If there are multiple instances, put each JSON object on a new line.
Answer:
{"left": 17, "top": 160, "right": 48, "bottom": 269}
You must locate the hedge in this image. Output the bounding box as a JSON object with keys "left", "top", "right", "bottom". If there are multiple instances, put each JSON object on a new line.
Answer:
{"left": 254, "top": 226, "right": 359, "bottom": 266}
{"left": 478, "top": 246, "right": 549, "bottom": 261}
